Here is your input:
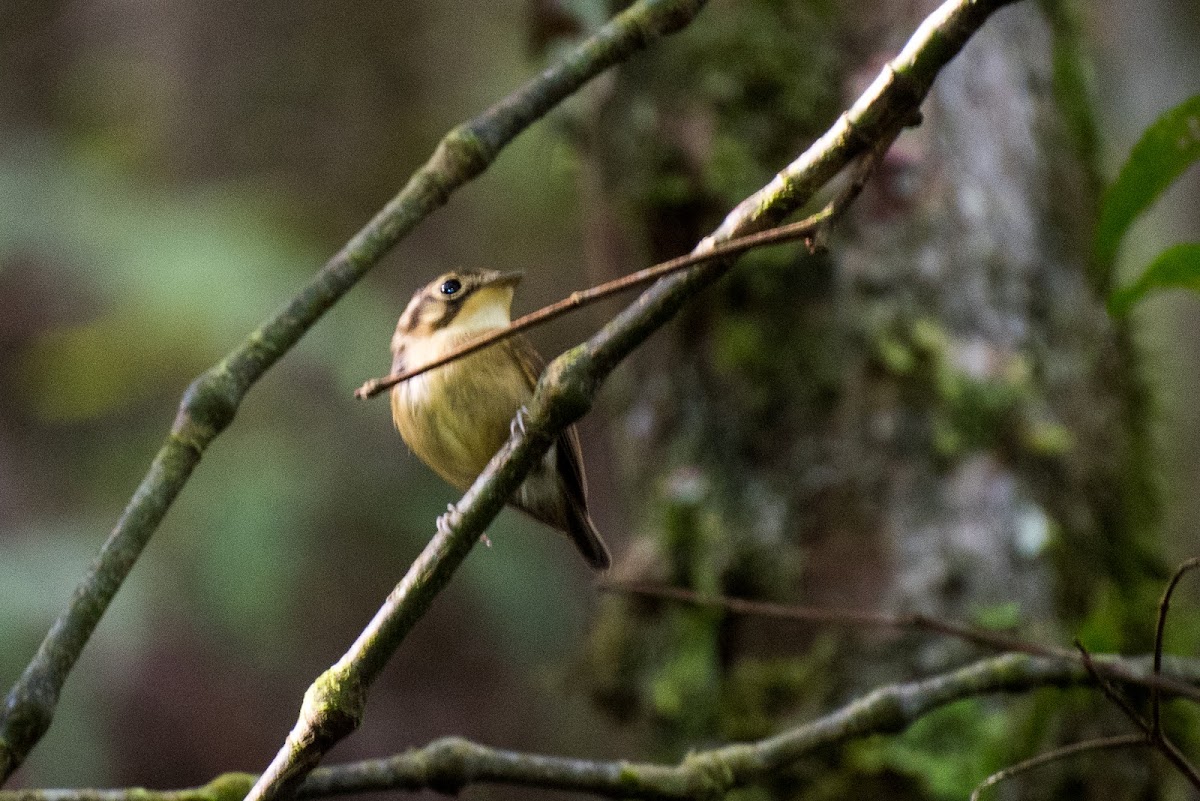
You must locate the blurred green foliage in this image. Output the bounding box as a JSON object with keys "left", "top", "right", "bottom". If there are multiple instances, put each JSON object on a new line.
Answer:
{"left": 1102, "top": 94, "right": 1200, "bottom": 316}
{"left": 1109, "top": 243, "right": 1200, "bottom": 317}
{"left": 1, "top": 155, "right": 315, "bottom": 419}
{"left": 1097, "top": 94, "right": 1200, "bottom": 268}
{"left": 850, "top": 699, "right": 1011, "bottom": 801}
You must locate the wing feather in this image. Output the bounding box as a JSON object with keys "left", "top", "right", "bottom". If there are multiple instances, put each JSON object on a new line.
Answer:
{"left": 508, "top": 335, "right": 609, "bottom": 569}
{"left": 507, "top": 336, "right": 587, "bottom": 504}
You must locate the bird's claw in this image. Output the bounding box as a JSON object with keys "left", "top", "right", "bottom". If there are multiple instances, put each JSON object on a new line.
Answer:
{"left": 510, "top": 405, "right": 531, "bottom": 438}
{"left": 436, "top": 503, "right": 457, "bottom": 536}
{"left": 437, "top": 502, "right": 492, "bottom": 548}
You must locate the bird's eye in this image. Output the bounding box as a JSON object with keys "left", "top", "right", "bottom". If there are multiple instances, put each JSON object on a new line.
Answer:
{"left": 440, "top": 278, "right": 462, "bottom": 297}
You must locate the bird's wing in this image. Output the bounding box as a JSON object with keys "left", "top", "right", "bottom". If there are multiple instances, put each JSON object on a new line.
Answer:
{"left": 556, "top": 424, "right": 589, "bottom": 506}
{"left": 507, "top": 333, "right": 545, "bottom": 389}
{"left": 508, "top": 335, "right": 588, "bottom": 506}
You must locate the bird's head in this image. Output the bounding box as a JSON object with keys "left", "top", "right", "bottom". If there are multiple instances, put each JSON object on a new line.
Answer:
{"left": 393, "top": 269, "right": 523, "bottom": 345}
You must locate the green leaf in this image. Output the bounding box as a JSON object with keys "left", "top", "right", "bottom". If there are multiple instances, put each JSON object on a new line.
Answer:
{"left": 1095, "top": 94, "right": 1200, "bottom": 265}
{"left": 1108, "top": 243, "right": 1200, "bottom": 316}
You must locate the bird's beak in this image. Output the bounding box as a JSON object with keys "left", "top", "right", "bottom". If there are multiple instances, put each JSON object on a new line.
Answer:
{"left": 481, "top": 270, "right": 523, "bottom": 289}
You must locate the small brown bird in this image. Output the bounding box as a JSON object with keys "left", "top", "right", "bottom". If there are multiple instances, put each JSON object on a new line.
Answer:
{"left": 389, "top": 269, "right": 611, "bottom": 570}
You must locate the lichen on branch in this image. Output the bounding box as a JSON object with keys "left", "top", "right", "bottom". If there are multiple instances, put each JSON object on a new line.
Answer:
{"left": 2, "top": 654, "right": 1195, "bottom": 801}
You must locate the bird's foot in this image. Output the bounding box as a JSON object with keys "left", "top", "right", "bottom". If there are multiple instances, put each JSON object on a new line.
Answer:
{"left": 437, "top": 503, "right": 491, "bottom": 548}
{"left": 436, "top": 503, "right": 457, "bottom": 536}
{"left": 510, "top": 405, "right": 530, "bottom": 438}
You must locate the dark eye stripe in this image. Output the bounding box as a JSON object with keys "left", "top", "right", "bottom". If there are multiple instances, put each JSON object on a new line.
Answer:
{"left": 400, "top": 275, "right": 474, "bottom": 333}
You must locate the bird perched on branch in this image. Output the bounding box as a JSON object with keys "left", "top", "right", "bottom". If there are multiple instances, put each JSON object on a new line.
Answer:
{"left": 389, "top": 269, "right": 611, "bottom": 570}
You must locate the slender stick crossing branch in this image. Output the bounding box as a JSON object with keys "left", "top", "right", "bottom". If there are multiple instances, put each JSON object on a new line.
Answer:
{"left": 353, "top": 135, "right": 891, "bottom": 401}
{"left": 603, "top": 581, "right": 1075, "bottom": 659}
{"left": 354, "top": 215, "right": 826, "bottom": 399}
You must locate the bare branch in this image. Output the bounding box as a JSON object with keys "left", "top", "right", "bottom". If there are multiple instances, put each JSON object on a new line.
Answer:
{"left": 3, "top": 654, "right": 1197, "bottom": 801}
{"left": 356, "top": 217, "right": 822, "bottom": 400}
{"left": 0, "top": 0, "right": 709, "bottom": 782}
{"left": 1153, "top": 557, "right": 1200, "bottom": 734}
{"left": 1077, "top": 640, "right": 1200, "bottom": 790}
{"left": 242, "top": 2, "right": 1026, "bottom": 799}
{"left": 1076, "top": 641, "right": 1154, "bottom": 731}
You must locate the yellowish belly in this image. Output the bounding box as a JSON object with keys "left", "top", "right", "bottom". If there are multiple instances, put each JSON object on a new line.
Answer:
{"left": 391, "top": 345, "right": 533, "bottom": 490}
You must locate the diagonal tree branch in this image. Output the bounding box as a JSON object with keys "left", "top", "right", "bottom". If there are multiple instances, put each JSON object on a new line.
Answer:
{"left": 243, "top": 1, "right": 1024, "bottom": 799}
{"left": 3, "top": 654, "right": 1198, "bottom": 801}
{"left": 0, "top": 0, "right": 710, "bottom": 782}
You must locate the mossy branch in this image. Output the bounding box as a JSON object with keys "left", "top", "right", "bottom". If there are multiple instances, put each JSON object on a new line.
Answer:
{"left": 244, "top": 1, "right": 1023, "bottom": 799}
{"left": 3, "top": 654, "right": 1197, "bottom": 801}
{"left": 0, "top": 0, "right": 710, "bottom": 782}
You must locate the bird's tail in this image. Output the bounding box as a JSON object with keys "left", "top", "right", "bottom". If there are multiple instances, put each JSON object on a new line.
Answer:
{"left": 564, "top": 499, "right": 611, "bottom": 571}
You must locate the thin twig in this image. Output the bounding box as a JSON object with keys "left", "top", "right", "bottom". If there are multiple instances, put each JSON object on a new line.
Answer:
{"left": 1077, "top": 640, "right": 1200, "bottom": 790}
{"left": 601, "top": 581, "right": 1074, "bottom": 660}
{"left": 604, "top": 582, "right": 1200, "bottom": 702}
{"left": 354, "top": 123, "right": 898, "bottom": 401}
{"left": 355, "top": 194, "right": 857, "bottom": 399}
{"left": 1153, "top": 557, "right": 1200, "bottom": 735}
{"left": 355, "top": 215, "right": 820, "bottom": 399}
{"left": 968, "top": 735, "right": 1146, "bottom": 801}
{"left": 1075, "top": 640, "right": 1153, "bottom": 731}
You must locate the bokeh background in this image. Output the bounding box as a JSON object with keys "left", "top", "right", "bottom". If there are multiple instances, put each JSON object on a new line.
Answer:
{"left": 0, "top": 0, "right": 1198, "bottom": 798}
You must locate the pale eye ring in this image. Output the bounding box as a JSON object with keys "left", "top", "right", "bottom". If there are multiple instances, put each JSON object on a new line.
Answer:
{"left": 440, "top": 278, "right": 462, "bottom": 297}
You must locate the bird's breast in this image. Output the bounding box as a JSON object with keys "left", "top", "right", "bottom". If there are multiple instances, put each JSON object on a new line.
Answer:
{"left": 391, "top": 338, "right": 534, "bottom": 490}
